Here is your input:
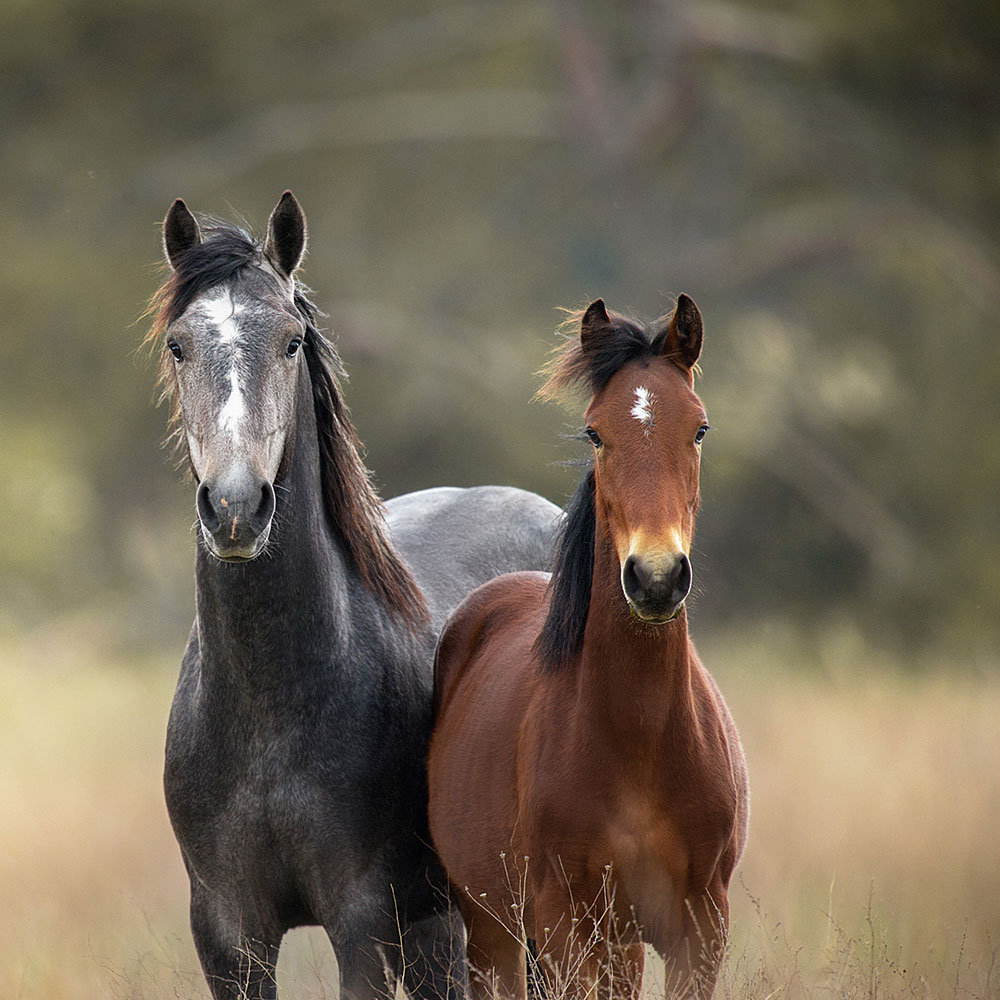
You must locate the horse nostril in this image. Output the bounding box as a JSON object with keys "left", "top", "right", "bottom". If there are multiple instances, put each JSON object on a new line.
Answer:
{"left": 622, "top": 555, "right": 650, "bottom": 602}
{"left": 673, "top": 553, "right": 692, "bottom": 603}
{"left": 251, "top": 481, "right": 276, "bottom": 533}
{"left": 196, "top": 483, "right": 221, "bottom": 534}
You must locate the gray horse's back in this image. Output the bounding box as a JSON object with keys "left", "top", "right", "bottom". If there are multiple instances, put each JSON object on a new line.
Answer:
{"left": 387, "top": 486, "right": 562, "bottom": 634}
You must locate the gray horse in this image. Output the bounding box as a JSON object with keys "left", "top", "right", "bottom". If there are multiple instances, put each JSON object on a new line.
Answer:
{"left": 150, "top": 192, "right": 560, "bottom": 1000}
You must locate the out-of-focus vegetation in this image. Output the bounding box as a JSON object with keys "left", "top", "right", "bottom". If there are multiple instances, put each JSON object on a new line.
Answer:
{"left": 1, "top": 0, "right": 998, "bottom": 659}
{"left": 2, "top": 642, "right": 997, "bottom": 998}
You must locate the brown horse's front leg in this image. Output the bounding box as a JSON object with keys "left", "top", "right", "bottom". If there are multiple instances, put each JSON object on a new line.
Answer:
{"left": 603, "top": 943, "right": 644, "bottom": 1000}
{"left": 463, "top": 906, "right": 528, "bottom": 1000}
{"left": 661, "top": 887, "right": 729, "bottom": 999}
{"left": 533, "top": 892, "right": 644, "bottom": 1000}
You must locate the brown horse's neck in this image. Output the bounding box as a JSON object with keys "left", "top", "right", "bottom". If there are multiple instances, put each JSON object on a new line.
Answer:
{"left": 576, "top": 524, "right": 697, "bottom": 734}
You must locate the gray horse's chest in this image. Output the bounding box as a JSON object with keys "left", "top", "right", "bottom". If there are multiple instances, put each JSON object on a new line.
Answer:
{"left": 167, "top": 701, "right": 337, "bottom": 894}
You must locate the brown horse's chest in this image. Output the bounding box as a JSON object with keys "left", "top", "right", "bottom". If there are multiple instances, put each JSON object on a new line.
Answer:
{"left": 521, "top": 711, "right": 737, "bottom": 948}
{"left": 603, "top": 786, "right": 729, "bottom": 943}
{"left": 603, "top": 796, "right": 686, "bottom": 940}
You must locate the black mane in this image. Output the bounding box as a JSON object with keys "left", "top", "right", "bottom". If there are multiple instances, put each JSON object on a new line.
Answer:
{"left": 533, "top": 468, "right": 596, "bottom": 672}
{"left": 578, "top": 318, "right": 660, "bottom": 394}
{"left": 300, "top": 292, "right": 428, "bottom": 628}
{"left": 537, "top": 309, "right": 671, "bottom": 403}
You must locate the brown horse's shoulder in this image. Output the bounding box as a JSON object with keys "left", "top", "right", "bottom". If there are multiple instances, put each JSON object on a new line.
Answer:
{"left": 433, "top": 571, "right": 550, "bottom": 717}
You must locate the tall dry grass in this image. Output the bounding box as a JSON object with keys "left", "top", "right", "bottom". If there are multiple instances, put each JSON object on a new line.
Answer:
{"left": 0, "top": 626, "right": 997, "bottom": 998}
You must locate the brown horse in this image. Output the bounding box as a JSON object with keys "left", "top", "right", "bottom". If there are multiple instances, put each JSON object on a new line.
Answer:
{"left": 427, "top": 296, "right": 749, "bottom": 1000}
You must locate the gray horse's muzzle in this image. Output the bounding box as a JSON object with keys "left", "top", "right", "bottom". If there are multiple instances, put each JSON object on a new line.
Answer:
{"left": 196, "top": 471, "right": 276, "bottom": 560}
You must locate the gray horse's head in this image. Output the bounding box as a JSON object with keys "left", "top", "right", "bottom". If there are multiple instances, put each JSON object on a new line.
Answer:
{"left": 158, "top": 192, "right": 308, "bottom": 560}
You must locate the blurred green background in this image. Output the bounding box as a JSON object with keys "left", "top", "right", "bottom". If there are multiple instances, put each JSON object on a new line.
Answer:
{"left": 2, "top": 0, "right": 998, "bottom": 664}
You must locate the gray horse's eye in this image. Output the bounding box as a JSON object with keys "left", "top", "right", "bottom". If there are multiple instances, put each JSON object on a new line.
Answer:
{"left": 286, "top": 337, "right": 302, "bottom": 358}
{"left": 168, "top": 341, "right": 184, "bottom": 362}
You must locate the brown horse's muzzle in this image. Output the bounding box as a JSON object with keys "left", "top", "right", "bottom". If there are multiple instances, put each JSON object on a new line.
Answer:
{"left": 621, "top": 551, "right": 692, "bottom": 623}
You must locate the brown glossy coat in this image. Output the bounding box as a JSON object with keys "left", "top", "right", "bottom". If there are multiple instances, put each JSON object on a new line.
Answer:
{"left": 428, "top": 298, "right": 748, "bottom": 1000}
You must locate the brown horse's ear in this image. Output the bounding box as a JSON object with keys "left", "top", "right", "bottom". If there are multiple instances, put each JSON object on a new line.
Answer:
{"left": 163, "top": 199, "right": 202, "bottom": 270}
{"left": 264, "top": 191, "right": 307, "bottom": 278}
{"left": 658, "top": 293, "right": 703, "bottom": 370}
{"left": 580, "top": 298, "right": 613, "bottom": 355}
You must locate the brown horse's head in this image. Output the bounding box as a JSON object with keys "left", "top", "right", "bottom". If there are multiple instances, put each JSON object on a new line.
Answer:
{"left": 541, "top": 295, "right": 706, "bottom": 625}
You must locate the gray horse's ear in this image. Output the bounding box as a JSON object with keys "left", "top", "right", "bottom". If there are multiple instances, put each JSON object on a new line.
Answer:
{"left": 658, "top": 293, "right": 703, "bottom": 370}
{"left": 264, "top": 191, "right": 307, "bottom": 278}
{"left": 163, "top": 199, "right": 202, "bottom": 270}
{"left": 579, "top": 298, "right": 613, "bottom": 356}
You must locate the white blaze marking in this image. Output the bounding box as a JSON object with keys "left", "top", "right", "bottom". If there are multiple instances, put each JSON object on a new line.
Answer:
{"left": 631, "top": 386, "right": 655, "bottom": 430}
{"left": 198, "top": 289, "right": 247, "bottom": 442}
{"left": 199, "top": 289, "right": 243, "bottom": 343}
{"left": 218, "top": 365, "right": 246, "bottom": 442}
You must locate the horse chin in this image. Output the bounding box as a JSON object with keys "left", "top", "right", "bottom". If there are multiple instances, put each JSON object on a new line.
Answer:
{"left": 626, "top": 599, "right": 684, "bottom": 626}
{"left": 201, "top": 528, "right": 271, "bottom": 563}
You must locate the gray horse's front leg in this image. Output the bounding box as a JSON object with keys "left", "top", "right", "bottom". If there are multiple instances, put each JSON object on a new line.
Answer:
{"left": 330, "top": 922, "right": 403, "bottom": 1000}
{"left": 402, "top": 908, "right": 468, "bottom": 1000}
{"left": 190, "top": 885, "right": 282, "bottom": 1000}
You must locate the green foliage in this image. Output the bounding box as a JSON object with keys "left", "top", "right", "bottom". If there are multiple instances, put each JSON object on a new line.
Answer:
{"left": 1, "top": 0, "right": 997, "bottom": 658}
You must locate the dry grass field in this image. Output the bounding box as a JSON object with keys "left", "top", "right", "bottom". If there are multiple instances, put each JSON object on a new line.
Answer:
{"left": 1, "top": 626, "right": 997, "bottom": 999}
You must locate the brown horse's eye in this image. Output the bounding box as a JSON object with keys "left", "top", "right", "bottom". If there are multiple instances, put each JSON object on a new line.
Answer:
{"left": 695, "top": 424, "right": 710, "bottom": 444}
{"left": 286, "top": 337, "right": 302, "bottom": 358}
{"left": 168, "top": 341, "right": 184, "bottom": 362}
{"left": 585, "top": 427, "right": 603, "bottom": 448}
